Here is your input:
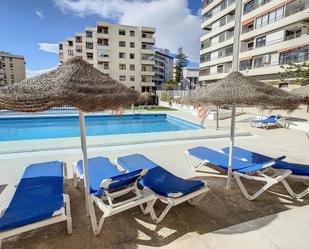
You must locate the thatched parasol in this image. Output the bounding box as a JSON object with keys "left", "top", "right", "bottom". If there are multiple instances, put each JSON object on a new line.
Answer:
{"left": 185, "top": 72, "right": 301, "bottom": 188}
{"left": 0, "top": 57, "right": 142, "bottom": 213}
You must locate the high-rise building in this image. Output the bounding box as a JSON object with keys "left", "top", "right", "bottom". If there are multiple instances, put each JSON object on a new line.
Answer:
{"left": 153, "top": 49, "right": 174, "bottom": 89}
{"left": 0, "top": 51, "right": 26, "bottom": 86}
{"left": 199, "top": 0, "right": 309, "bottom": 91}
{"left": 59, "top": 22, "right": 156, "bottom": 92}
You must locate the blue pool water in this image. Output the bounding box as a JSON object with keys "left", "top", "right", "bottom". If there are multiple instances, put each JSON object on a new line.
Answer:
{"left": 0, "top": 114, "right": 200, "bottom": 141}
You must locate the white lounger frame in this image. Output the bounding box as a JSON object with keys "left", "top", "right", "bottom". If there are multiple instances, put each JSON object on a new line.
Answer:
{"left": 185, "top": 150, "right": 292, "bottom": 200}
{"left": 141, "top": 184, "right": 208, "bottom": 223}
{"left": 0, "top": 162, "right": 72, "bottom": 249}
{"left": 88, "top": 181, "right": 156, "bottom": 235}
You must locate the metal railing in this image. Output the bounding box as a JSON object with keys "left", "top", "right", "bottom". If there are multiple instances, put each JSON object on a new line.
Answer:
{"left": 0, "top": 107, "right": 79, "bottom": 115}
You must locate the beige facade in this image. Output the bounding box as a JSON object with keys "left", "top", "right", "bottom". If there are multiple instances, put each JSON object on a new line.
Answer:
{"left": 0, "top": 51, "right": 25, "bottom": 86}
{"left": 200, "top": 0, "right": 309, "bottom": 90}
{"left": 59, "top": 22, "right": 156, "bottom": 92}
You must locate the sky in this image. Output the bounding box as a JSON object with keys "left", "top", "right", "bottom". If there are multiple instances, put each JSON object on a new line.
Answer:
{"left": 0, "top": 0, "right": 201, "bottom": 77}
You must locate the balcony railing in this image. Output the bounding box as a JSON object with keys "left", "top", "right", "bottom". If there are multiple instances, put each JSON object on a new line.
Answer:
{"left": 243, "top": 0, "right": 272, "bottom": 15}
{"left": 202, "top": 0, "right": 236, "bottom": 22}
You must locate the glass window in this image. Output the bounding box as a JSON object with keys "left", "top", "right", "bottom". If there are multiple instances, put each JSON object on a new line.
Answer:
{"left": 119, "top": 64, "right": 126, "bottom": 70}
{"left": 130, "top": 53, "right": 135, "bottom": 59}
{"left": 119, "top": 52, "right": 126, "bottom": 59}
{"left": 86, "top": 53, "right": 93, "bottom": 60}
{"left": 119, "top": 41, "right": 126, "bottom": 47}
{"left": 86, "top": 31, "right": 92, "bottom": 38}
{"left": 276, "top": 7, "right": 283, "bottom": 20}
{"left": 97, "top": 48, "right": 109, "bottom": 58}
{"left": 130, "top": 76, "right": 135, "bottom": 81}
{"left": 130, "top": 30, "right": 135, "bottom": 37}
{"left": 119, "top": 29, "right": 126, "bottom": 35}
{"left": 254, "top": 57, "right": 263, "bottom": 67}
{"left": 119, "top": 75, "right": 126, "bottom": 81}
{"left": 130, "top": 42, "right": 135, "bottom": 48}
{"left": 256, "top": 36, "right": 266, "bottom": 48}
{"left": 244, "top": 0, "right": 255, "bottom": 14}
{"left": 255, "top": 16, "right": 262, "bottom": 29}
{"left": 217, "top": 65, "right": 223, "bottom": 73}
{"left": 269, "top": 10, "right": 276, "bottom": 23}
{"left": 86, "top": 42, "right": 93, "bottom": 49}
{"left": 130, "top": 64, "right": 135, "bottom": 70}
{"left": 76, "top": 36, "right": 82, "bottom": 43}
{"left": 262, "top": 14, "right": 268, "bottom": 26}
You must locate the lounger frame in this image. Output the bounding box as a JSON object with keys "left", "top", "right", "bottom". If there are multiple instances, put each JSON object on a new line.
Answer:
{"left": 0, "top": 162, "right": 72, "bottom": 249}
{"left": 88, "top": 182, "right": 155, "bottom": 235}
{"left": 185, "top": 150, "right": 292, "bottom": 200}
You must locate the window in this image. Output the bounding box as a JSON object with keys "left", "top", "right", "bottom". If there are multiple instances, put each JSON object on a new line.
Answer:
{"left": 9, "top": 58, "right": 12, "bottom": 62}
{"left": 119, "top": 41, "right": 126, "bottom": 47}
{"left": 97, "top": 26, "right": 108, "bottom": 34}
{"left": 130, "top": 42, "right": 135, "bottom": 48}
{"left": 10, "top": 63, "right": 13, "bottom": 68}
{"left": 200, "top": 53, "right": 211, "bottom": 63}
{"left": 130, "top": 76, "right": 135, "bottom": 82}
{"left": 130, "top": 30, "right": 135, "bottom": 37}
{"left": 119, "top": 75, "right": 126, "bottom": 81}
{"left": 98, "top": 48, "right": 109, "bottom": 58}
{"left": 68, "top": 50, "right": 74, "bottom": 56}
{"left": 254, "top": 57, "right": 264, "bottom": 67}
{"left": 269, "top": 10, "right": 276, "bottom": 23}
{"left": 119, "top": 64, "right": 126, "bottom": 70}
{"left": 130, "top": 64, "right": 135, "bottom": 70}
{"left": 119, "top": 29, "right": 126, "bottom": 35}
{"left": 119, "top": 52, "right": 126, "bottom": 59}
{"left": 86, "top": 31, "right": 92, "bottom": 38}
{"left": 86, "top": 42, "right": 93, "bottom": 49}
{"left": 256, "top": 36, "right": 266, "bottom": 48}
{"left": 76, "top": 36, "right": 82, "bottom": 43}
{"left": 243, "top": 0, "right": 255, "bottom": 14}
{"left": 217, "top": 65, "right": 223, "bottom": 73}
{"left": 255, "top": 16, "right": 262, "bottom": 29}
{"left": 279, "top": 83, "right": 289, "bottom": 91}
{"left": 86, "top": 53, "right": 93, "bottom": 60}
{"left": 68, "top": 41, "right": 73, "bottom": 47}
{"left": 59, "top": 44, "right": 63, "bottom": 50}
{"left": 130, "top": 53, "right": 135, "bottom": 59}
{"left": 98, "top": 38, "right": 108, "bottom": 46}
{"left": 130, "top": 86, "right": 135, "bottom": 89}
{"left": 76, "top": 46, "right": 82, "bottom": 53}
{"left": 102, "top": 62, "right": 109, "bottom": 70}
{"left": 262, "top": 14, "right": 268, "bottom": 26}
{"left": 276, "top": 7, "right": 283, "bottom": 20}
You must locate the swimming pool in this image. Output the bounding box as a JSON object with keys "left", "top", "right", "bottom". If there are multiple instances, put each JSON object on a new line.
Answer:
{"left": 0, "top": 114, "right": 201, "bottom": 141}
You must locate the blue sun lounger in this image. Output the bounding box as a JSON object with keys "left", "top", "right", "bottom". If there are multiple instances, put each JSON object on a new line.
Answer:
{"left": 0, "top": 161, "right": 72, "bottom": 248}
{"left": 115, "top": 154, "right": 208, "bottom": 223}
{"left": 250, "top": 115, "right": 287, "bottom": 129}
{"left": 185, "top": 147, "right": 292, "bottom": 200}
{"left": 221, "top": 146, "right": 309, "bottom": 199}
{"left": 73, "top": 157, "right": 155, "bottom": 235}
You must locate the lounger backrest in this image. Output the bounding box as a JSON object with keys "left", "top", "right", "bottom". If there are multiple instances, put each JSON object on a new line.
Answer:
{"left": 0, "top": 161, "right": 64, "bottom": 231}
{"left": 95, "top": 170, "right": 142, "bottom": 196}
{"left": 116, "top": 154, "right": 158, "bottom": 172}
{"left": 221, "top": 147, "right": 273, "bottom": 163}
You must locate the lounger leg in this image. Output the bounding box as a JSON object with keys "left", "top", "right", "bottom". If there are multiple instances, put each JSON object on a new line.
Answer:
{"left": 140, "top": 199, "right": 156, "bottom": 214}
{"left": 187, "top": 192, "right": 207, "bottom": 206}
{"left": 185, "top": 152, "right": 207, "bottom": 172}
{"left": 73, "top": 172, "right": 80, "bottom": 188}
{"left": 64, "top": 194, "right": 73, "bottom": 235}
{"left": 281, "top": 179, "right": 309, "bottom": 199}
{"left": 88, "top": 197, "right": 108, "bottom": 235}
{"left": 149, "top": 203, "right": 173, "bottom": 223}
{"left": 233, "top": 170, "right": 291, "bottom": 201}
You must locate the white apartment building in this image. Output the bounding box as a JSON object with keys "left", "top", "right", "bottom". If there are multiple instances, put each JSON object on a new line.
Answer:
{"left": 59, "top": 22, "right": 156, "bottom": 92}
{"left": 182, "top": 68, "right": 200, "bottom": 90}
{"left": 153, "top": 49, "right": 174, "bottom": 89}
{"left": 200, "top": 0, "right": 309, "bottom": 91}
{"left": 0, "top": 51, "right": 25, "bottom": 86}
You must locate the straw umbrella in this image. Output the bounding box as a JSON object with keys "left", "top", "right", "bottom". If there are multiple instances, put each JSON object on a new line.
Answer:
{"left": 0, "top": 57, "right": 141, "bottom": 212}
{"left": 292, "top": 85, "right": 309, "bottom": 112}
{"left": 186, "top": 72, "right": 301, "bottom": 188}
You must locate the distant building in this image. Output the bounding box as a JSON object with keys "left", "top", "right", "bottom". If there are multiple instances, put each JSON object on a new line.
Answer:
{"left": 0, "top": 51, "right": 25, "bottom": 86}
{"left": 182, "top": 68, "right": 199, "bottom": 90}
{"left": 153, "top": 49, "right": 174, "bottom": 89}
{"left": 200, "top": 0, "right": 309, "bottom": 91}
{"left": 59, "top": 21, "right": 156, "bottom": 92}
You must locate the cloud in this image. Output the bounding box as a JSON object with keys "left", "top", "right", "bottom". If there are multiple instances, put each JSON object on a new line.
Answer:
{"left": 54, "top": 0, "right": 201, "bottom": 62}
{"left": 35, "top": 9, "right": 44, "bottom": 19}
{"left": 26, "top": 67, "right": 56, "bottom": 79}
{"left": 38, "top": 43, "right": 59, "bottom": 54}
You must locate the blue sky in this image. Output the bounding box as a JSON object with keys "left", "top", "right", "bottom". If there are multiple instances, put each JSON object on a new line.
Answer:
{"left": 0, "top": 0, "right": 201, "bottom": 76}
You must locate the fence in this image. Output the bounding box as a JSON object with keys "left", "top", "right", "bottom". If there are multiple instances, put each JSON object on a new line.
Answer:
{"left": 156, "top": 90, "right": 192, "bottom": 99}
{"left": 0, "top": 106, "right": 79, "bottom": 115}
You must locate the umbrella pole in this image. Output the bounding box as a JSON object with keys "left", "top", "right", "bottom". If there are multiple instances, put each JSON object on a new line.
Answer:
{"left": 216, "top": 106, "right": 219, "bottom": 130}
{"left": 79, "top": 110, "right": 90, "bottom": 215}
{"left": 226, "top": 104, "right": 236, "bottom": 189}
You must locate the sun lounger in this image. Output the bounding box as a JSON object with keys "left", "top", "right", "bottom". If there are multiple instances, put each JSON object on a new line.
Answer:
{"left": 74, "top": 157, "right": 155, "bottom": 235}
{"left": 221, "top": 146, "right": 309, "bottom": 199}
{"left": 115, "top": 154, "right": 207, "bottom": 223}
{"left": 0, "top": 161, "right": 72, "bottom": 248}
{"left": 250, "top": 115, "right": 287, "bottom": 129}
{"left": 185, "top": 146, "right": 291, "bottom": 200}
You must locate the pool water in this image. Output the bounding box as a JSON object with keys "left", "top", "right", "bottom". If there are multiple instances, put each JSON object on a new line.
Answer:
{"left": 0, "top": 114, "right": 201, "bottom": 141}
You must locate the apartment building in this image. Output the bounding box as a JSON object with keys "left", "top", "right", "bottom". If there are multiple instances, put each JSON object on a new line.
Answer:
{"left": 153, "top": 49, "right": 174, "bottom": 89}
{"left": 0, "top": 51, "right": 25, "bottom": 86}
{"left": 59, "top": 22, "right": 156, "bottom": 92}
{"left": 200, "top": 0, "right": 309, "bottom": 90}
{"left": 182, "top": 68, "right": 200, "bottom": 90}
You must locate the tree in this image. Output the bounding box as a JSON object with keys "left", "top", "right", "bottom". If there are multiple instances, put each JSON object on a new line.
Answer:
{"left": 281, "top": 63, "right": 309, "bottom": 86}
{"left": 162, "top": 80, "right": 178, "bottom": 90}
{"left": 175, "top": 47, "right": 189, "bottom": 84}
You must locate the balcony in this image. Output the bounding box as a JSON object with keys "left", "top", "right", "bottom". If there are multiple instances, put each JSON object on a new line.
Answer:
{"left": 141, "top": 70, "right": 155, "bottom": 76}
{"left": 141, "top": 36, "right": 155, "bottom": 44}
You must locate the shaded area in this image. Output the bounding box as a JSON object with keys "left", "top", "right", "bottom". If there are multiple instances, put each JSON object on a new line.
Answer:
{"left": 3, "top": 177, "right": 309, "bottom": 249}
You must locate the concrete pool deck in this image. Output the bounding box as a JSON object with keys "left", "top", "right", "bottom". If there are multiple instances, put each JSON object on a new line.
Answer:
{"left": 0, "top": 106, "right": 308, "bottom": 249}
